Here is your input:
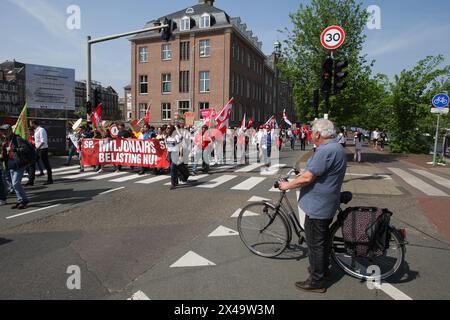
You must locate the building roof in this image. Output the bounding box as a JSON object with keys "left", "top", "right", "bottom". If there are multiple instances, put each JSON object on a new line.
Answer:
{"left": 128, "top": 3, "right": 266, "bottom": 57}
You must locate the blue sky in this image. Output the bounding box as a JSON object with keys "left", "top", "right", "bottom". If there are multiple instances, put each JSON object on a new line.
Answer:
{"left": 1, "top": 0, "right": 449, "bottom": 97}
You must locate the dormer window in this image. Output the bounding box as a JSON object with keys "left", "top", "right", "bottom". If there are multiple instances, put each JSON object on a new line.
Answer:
{"left": 181, "top": 16, "right": 191, "bottom": 31}
{"left": 200, "top": 13, "right": 211, "bottom": 28}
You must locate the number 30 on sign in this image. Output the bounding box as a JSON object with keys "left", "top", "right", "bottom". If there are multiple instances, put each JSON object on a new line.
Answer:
{"left": 321, "top": 25, "right": 346, "bottom": 50}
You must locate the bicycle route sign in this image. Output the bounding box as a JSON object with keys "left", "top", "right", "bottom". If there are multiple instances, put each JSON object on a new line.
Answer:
{"left": 321, "top": 25, "right": 346, "bottom": 50}
{"left": 431, "top": 93, "right": 449, "bottom": 114}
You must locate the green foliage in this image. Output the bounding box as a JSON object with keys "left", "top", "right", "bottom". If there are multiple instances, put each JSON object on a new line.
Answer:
{"left": 387, "top": 55, "right": 449, "bottom": 154}
{"left": 278, "top": 0, "right": 371, "bottom": 126}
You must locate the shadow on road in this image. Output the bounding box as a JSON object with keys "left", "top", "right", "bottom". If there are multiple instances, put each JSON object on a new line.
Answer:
{"left": 0, "top": 238, "right": 13, "bottom": 246}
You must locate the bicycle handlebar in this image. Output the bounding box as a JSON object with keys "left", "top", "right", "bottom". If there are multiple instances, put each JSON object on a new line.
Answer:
{"left": 274, "top": 168, "right": 300, "bottom": 189}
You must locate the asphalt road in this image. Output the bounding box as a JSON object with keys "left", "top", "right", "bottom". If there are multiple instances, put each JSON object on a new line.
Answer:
{"left": 0, "top": 143, "right": 449, "bottom": 300}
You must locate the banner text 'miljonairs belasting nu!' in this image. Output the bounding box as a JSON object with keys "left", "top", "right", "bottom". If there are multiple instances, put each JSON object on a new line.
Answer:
{"left": 80, "top": 139, "right": 170, "bottom": 169}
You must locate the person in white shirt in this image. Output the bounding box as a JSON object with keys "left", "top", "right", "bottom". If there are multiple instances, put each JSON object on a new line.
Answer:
{"left": 30, "top": 120, "right": 53, "bottom": 185}
{"left": 371, "top": 128, "right": 380, "bottom": 150}
{"left": 259, "top": 125, "right": 275, "bottom": 167}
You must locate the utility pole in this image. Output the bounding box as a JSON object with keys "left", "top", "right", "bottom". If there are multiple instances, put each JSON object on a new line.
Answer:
{"left": 85, "top": 23, "right": 169, "bottom": 106}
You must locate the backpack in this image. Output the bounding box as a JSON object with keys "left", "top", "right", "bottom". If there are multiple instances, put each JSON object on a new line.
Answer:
{"left": 13, "top": 136, "right": 37, "bottom": 168}
{"left": 341, "top": 207, "right": 393, "bottom": 257}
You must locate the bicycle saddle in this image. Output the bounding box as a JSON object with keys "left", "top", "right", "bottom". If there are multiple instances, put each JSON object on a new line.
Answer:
{"left": 340, "top": 192, "right": 353, "bottom": 204}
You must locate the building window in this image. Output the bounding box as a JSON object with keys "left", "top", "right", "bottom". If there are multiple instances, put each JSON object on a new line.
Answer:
{"left": 162, "top": 44, "right": 172, "bottom": 60}
{"left": 180, "top": 41, "right": 190, "bottom": 61}
{"left": 178, "top": 101, "right": 190, "bottom": 115}
{"left": 139, "top": 47, "right": 148, "bottom": 63}
{"left": 232, "top": 41, "right": 236, "bottom": 59}
{"left": 247, "top": 54, "right": 251, "bottom": 68}
{"left": 199, "top": 71, "right": 210, "bottom": 93}
{"left": 179, "top": 71, "right": 190, "bottom": 93}
{"left": 199, "top": 39, "right": 211, "bottom": 57}
{"left": 231, "top": 72, "right": 235, "bottom": 95}
{"left": 199, "top": 102, "right": 209, "bottom": 111}
{"left": 162, "top": 103, "right": 171, "bottom": 121}
{"left": 247, "top": 79, "right": 250, "bottom": 98}
{"left": 181, "top": 16, "right": 191, "bottom": 31}
{"left": 200, "top": 13, "right": 210, "bottom": 28}
{"left": 139, "top": 75, "right": 148, "bottom": 94}
{"left": 139, "top": 103, "right": 147, "bottom": 119}
{"left": 162, "top": 73, "right": 171, "bottom": 93}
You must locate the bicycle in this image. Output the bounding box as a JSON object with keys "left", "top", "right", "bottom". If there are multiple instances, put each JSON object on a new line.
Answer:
{"left": 237, "top": 167, "right": 408, "bottom": 281}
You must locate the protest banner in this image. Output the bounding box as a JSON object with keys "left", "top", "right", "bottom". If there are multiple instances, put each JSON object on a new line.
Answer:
{"left": 80, "top": 138, "right": 170, "bottom": 169}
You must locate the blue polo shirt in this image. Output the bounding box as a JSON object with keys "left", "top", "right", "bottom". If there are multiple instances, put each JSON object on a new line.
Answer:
{"left": 299, "top": 140, "right": 347, "bottom": 220}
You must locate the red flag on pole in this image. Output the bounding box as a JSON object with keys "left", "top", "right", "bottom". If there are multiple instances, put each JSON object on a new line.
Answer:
{"left": 241, "top": 113, "right": 246, "bottom": 130}
{"left": 247, "top": 117, "right": 253, "bottom": 128}
{"left": 144, "top": 104, "right": 151, "bottom": 124}
{"left": 215, "top": 98, "right": 234, "bottom": 134}
{"left": 90, "top": 103, "right": 102, "bottom": 130}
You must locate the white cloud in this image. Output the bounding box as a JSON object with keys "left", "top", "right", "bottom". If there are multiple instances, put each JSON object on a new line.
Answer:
{"left": 6, "top": 0, "right": 82, "bottom": 49}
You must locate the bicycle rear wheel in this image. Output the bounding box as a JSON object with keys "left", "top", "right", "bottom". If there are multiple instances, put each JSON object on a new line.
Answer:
{"left": 331, "top": 223, "right": 405, "bottom": 281}
{"left": 237, "top": 202, "right": 290, "bottom": 258}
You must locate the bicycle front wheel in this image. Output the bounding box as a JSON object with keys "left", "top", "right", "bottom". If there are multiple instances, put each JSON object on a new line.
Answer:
{"left": 237, "top": 202, "right": 290, "bottom": 258}
{"left": 331, "top": 224, "right": 405, "bottom": 281}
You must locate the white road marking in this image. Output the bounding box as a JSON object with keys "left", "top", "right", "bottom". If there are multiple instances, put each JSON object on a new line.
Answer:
{"left": 208, "top": 226, "right": 239, "bottom": 237}
{"left": 61, "top": 171, "right": 100, "bottom": 180}
{"left": 388, "top": 167, "right": 448, "bottom": 196}
{"left": 87, "top": 172, "right": 128, "bottom": 181}
{"left": 6, "top": 204, "right": 61, "bottom": 220}
{"left": 164, "top": 174, "right": 209, "bottom": 186}
{"left": 197, "top": 175, "right": 237, "bottom": 189}
{"left": 231, "top": 208, "right": 260, "bottom": 218}
{"left": 110, "top": 173, "right": 146, "bottom": 183}
{"left": 135, "top": 175, "right": 171, "bottom": 185}
{"left": 127, "top": 291, "right": 151, "bottom": 300}
{"left": 410, "top": 169, "right": 450, "bottom": 189}
{"left": 51, "top": 165, "right": 79, "bottom": 173}
{"left": 248, "top": 196, "right": 270, "bottom": 202}
{"left": 378, "top": 283, "right": 413, "bottom": 300}
{"left": 170, "top": 251, "right": 216, "bottom": 268}
{"left": 231, "top": 177, "right": 266, "bottom": 191}
{"left": 235, "top": 163, "right": 264, "bottom": 173}
{"left": 100, "top": 187, "right": 125, "bottom": 195}
{"left": 53, "top": 169, "right": 81, "bottom": 176}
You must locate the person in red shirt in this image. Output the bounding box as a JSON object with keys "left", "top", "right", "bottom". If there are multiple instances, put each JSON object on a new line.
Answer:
{"left": 192, "top": 126, "right": 211, "bottom": 174}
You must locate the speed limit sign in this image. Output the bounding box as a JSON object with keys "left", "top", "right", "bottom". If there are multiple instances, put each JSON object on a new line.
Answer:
{"left": 321, "top": 25, "right": 346, "bottom": 50}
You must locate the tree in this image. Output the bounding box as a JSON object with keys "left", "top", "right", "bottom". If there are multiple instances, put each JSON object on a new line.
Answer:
{"left": 278, "top": 0, "right": 372, "bottom": 126}
{"left": 387, "top": 55, "right": 450, "bottom": 154}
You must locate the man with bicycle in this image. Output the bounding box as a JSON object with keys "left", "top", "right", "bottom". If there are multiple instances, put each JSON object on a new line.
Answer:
{"left": 279, "top": 119, "right": 347, "bottom": 293}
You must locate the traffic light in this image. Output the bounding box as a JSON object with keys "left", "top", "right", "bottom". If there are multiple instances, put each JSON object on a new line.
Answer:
{"left": 334, "top": 59, "right": 349, "bottom": 93}
{"left": 85, "top": 101, "right": 92, "bottom": 114}
{"left": 93, "top": 89, "right": 101, "bottom": 108}
{"left": 321, "top": 57, "right": 334, "bottom": 94}
{"left": 161, "top": 17, "right": 172, "bottom": 41}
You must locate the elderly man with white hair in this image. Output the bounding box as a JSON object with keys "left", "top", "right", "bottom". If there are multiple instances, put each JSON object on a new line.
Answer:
{"left": 279, "top": 118, "right": 347, "bottom": 293}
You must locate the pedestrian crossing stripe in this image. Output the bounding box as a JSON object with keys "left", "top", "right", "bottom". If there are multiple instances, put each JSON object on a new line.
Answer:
{"left": 410, "top": 169, "right": 450, "bottom": 189}
{"left": 127, "top": 291, "right": 151, "bottom": 300}
{"left": 388, "top": 168, "right": 448, "bottom": 197}
{"left": 208, "top": 226, "right": 239, "bottom": 237}
{"left": 170, "top": 251, "right": 216, "bottom": 268}
{"left": 231, "top": 177, "right": 266, "bottom": 191}
{"left": 87, "top": 171, "right": 128, "bottom": 180}
{"left": 135, "top": 175, "right": 171, "bottom": 185}
{"left": 247, "top": 196, "right": 270, "bottom": 202}
{"left": 61, "top": 171, "right": 100, "bottom": 179}
{"left": 53, "top": 169, "right": 80, "bottom": 176}
{"left": 110, "top": 174, "right": 148, "bottom": 183}
{"left": 164, "top": 174, "right": 209, "bottom": 185}
{"left": 197, "top": 175, "right": 237, "bottom": 189}
{"left": 235, "top": 163, "right": 264, "bottom": 173}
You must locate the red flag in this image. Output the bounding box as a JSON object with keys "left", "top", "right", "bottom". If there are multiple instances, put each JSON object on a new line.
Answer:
{"left": 215, "top": 98, "right": 234, "bottom": 134}
{"left": 144, "top": 104, "right": 151, "bottom": 124}
{"left": 247, "top": 117, "right": 253, "bottom": 128}
{"left": 90, "top": 103, "right": 102, "bottom": 130}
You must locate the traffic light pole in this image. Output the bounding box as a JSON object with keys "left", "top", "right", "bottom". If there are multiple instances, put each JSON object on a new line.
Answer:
{"left": 85, "top": 24, "right": 168, "bottom": 104}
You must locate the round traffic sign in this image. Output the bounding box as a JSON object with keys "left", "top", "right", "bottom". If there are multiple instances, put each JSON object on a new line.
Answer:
{"left": 432, "top": 93, "right": 449, "bottom": 108}
{"left": 109, "top": 124, "right": 119, "bottom": 138}
{"left": 321, "top": 25, "right": 346, "bottom": 50}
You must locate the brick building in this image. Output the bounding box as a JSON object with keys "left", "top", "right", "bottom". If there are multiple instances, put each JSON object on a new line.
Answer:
{"left": 129, "top": 0, "right": 294, "bottom": 127}
{"left": 75, "top": 81, "right": 120, "bottom": 120}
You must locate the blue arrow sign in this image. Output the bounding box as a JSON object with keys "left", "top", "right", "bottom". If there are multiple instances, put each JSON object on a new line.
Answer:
{"left": 432, "top": 93, "right": 449, "bottom": 108}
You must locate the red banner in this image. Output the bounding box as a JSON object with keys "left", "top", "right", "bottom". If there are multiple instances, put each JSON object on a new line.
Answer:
{"left": 80, "top": 139, "right": 170, "bottom": 169}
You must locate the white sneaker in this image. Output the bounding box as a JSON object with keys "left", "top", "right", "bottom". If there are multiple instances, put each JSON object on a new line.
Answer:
{"left": 97, "top": 169, "right": 103, "bottom": 174}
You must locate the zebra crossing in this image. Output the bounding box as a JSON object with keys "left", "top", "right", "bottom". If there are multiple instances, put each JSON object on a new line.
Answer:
{"left": 41, "top": 163, "right": 450, "bottom": 197}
